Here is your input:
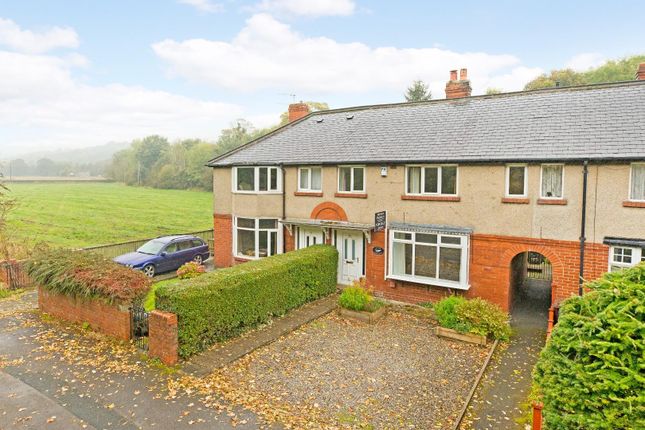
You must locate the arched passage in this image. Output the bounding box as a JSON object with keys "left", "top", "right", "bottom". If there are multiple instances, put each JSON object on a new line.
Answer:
{"left": 509, "top": 251, "right": 552, "bottom": 319}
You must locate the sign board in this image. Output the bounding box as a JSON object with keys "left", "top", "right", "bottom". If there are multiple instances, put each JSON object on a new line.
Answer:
{"left": 374, "top": 211, "right": 387, "bottom": 232}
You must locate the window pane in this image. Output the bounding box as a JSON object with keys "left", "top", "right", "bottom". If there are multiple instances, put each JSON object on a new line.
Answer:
{"left": 237, "top": 218, "right": 255, "bottom": 228}
{"left": 258, "top": 231, "right": 268, "bottom": 257}
{"left": 237, "top": 168, "right": 255, "bottom": 191}
{"left": 259, "top": 219, "right": 277, "bottom": 229}
{"left": 631, "top": 165, "right": 645, "bottom": 200}
{"left": 258, "top": 167, "right": 268, "bottom": 191}
{"left": 353, "top": 167, "right": 364, "bottom": 191}
{"left": 407, "top": 167, "right": 421, "bottom": 194}
{"left": 441, "top": 236, "right": 461, "bottom": 245}
{"left": 416, "top": 233, "right": 437, "bottom": 244}
{"left": 270, "top": 231, "right": 277, "bottom": 256}
{"left": 508, "top": 166, "right": 525, "bottom": 195}
{"left": 541, "top": 165, "right": 563, "bottom": 198}
{"left": 441, "top": 166, "right": 457, "bottom": 195}
{"left": 439, "top": 247, "right": 461, "bottom": 282}
{"left": 394, "top": 232, "right": 412, "bottom": 240}
{"left": 237, "top": 229, "right": 255, "bottom": 257}
{"left": 270, "top": 168, "right": 278, "bottom": 190}
{"left": 424, "top": 167, "right": 438, "bottom": 193}
{"left": 339, "top": 167, "right": 351, "bottom": 191}
{"left": 311, "top": 168, "right": 322, "bottom": 190}
{"left": 300, "top": 169, "right": 309, "bottom": 189}
{"left": 392, "top": 242, "right": 412, "bottom": 276}
{"left": 415, "top": 245, "right": 437, "bottom": 278}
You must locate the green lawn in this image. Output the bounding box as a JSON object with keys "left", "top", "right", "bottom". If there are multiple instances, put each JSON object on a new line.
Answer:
{"left": 7, "top": 182, "right": 213, "bottom": 248}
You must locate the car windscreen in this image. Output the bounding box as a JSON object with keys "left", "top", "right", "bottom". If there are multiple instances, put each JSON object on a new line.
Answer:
{"left": 137, "top": 240, "right": 166, "bottom": 255}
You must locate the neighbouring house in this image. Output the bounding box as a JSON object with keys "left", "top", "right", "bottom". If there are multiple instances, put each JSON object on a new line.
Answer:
{"left": 207, "top": 65, "right": 645, "bottom": 314}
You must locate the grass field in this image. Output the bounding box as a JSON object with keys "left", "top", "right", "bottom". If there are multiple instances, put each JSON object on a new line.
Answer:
{"left": 6, "top": 182, "right": 213, "bottom": 248}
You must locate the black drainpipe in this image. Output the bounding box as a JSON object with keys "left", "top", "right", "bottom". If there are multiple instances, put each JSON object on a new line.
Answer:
{"left": 578, "top": 160, "right": 589, "bottom": 296}
{"left": 280, "top": 163, "right": 286, "bottom": 253}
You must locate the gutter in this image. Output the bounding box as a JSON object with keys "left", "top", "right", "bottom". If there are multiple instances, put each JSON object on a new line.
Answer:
{"left": 578, "top": 160, "right": 589, "bottom": 296}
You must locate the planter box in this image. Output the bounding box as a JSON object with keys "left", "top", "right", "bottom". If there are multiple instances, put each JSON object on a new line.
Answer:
{"left": 434, "top": 326, "right": 487, "bottom": 346}
{"left": 339, "top": 305, "right": 387, "bottom": 323}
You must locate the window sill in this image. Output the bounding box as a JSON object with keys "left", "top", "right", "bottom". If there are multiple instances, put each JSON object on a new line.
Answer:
{"left": 623, "top": 200, "right": 645, "bottom": 208}
{"left": 401, "top": 195, "right": 460, "bottom": 202}
{"left": 537, "top": 198, "right": 567, "bottom": 205}
{"left": 387, "top": 275, "right": 470, "bottom": 291}
{"left": 501, "top": 197, "right": 530, "bottom": 204}
{"left": 234, "top": 255, "right": 256, "bottom": 262}
{"left": 294, "top": 191, "right": 323, "bottom": 197}
{"left": 233, "top": 191, "right": 283, "bottom": 195}
{"left": 335, "top": 192, "right": 368, "bottom": 199}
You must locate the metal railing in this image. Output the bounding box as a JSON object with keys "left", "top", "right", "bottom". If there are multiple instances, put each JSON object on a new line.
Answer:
{"left": 80, "top": 229, "right": 214, "bottom": 259}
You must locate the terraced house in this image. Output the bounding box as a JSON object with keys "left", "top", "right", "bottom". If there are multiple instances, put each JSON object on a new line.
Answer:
{"left": 208, "top": 66, "right": 645, "bottom": 314}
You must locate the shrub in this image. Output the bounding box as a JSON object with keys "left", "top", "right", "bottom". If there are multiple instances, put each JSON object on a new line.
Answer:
{"left": 434, "top": 296, "right": 511, "bottom": 341}
{"left": 339, "top": 280, "right": 372, "bottom": 311}
{"left": 176, "top": 261, "right": 206, "bottom": 279}
{"left": 25, "top": 248, "right": 151, "bottom": 304}
{"left": 156, "top": 245, "right": 338, "bottom": 358}
{"left": 533, "top": 263, "right": 645, "bottom": 429}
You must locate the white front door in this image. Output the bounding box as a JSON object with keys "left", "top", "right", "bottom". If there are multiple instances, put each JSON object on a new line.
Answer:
{"left": 336, "top": 230, "right": 364, "bottom": 285}
{"left": 298, "top": 227, "right": 324, "bottom": 249}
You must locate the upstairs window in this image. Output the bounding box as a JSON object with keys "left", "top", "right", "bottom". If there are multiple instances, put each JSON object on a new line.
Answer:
{"left": 506, "top": 165, "right": 527, "bottom": 197}
{"left": 338, "top": 166, "right": 365, "bottom": 193}
{"left": 406, "top": 165, "right": 457, "bottom": 196}
{"left": 630, "top": 163, "right": 645, "bottom": 201}
{"left": 298, "top": 167, "right": 322, "bottom": 192}
{"left": 540, "top": 164, "right": 564, "bottom": 199}
{"left": 234, "top": 167, "right": 281, "bottom": 193}
{"left": 609, "top": 246, "right": 644, "bottom": 272}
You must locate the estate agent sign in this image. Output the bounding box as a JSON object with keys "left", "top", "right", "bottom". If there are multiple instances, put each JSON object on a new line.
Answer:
{"left": 374, "top": 211, "right": 387, "bottom": 232}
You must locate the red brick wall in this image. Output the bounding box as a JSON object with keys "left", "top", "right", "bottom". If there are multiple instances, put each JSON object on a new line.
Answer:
{"left": 148, "top": 310, "right": 178, "bottom": 366}
{"left": 284, "top": 228, "right": 296, "bottom": 252}
{"left": 213, "top": 213, "right": 233, "bottom": 268}
{"left": 38, "top": 287, "right": 131, "bottom": 341}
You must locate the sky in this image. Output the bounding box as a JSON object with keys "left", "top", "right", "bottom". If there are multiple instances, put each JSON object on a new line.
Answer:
{"left": 0, "top": 0, "right": 643, "bottom": 158}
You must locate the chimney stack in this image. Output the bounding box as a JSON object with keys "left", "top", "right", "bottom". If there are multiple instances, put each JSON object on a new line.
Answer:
{"left": 637, "top": 63, "right": 645, "bottom": 81}
{"left": 288, "top": 102, "right": 310, "bottom": 122}
{"left": 445, "top": 68, "right": 472, "bottom": 99}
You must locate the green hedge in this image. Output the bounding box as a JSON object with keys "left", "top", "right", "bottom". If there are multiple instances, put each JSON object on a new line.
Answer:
{"left": 434, "top": 296, "right": 511, "bottom": 341}
{"left": 155, "top": 245, "right": 338, "bottom": 358}
{"left": 533, "top": 263, "right": 645, "bottom": 429}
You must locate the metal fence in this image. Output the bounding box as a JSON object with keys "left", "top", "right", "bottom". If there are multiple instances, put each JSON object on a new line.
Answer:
{"left": 80, "top": 229, "right": 214, "bottom": 259}
{"left": 526, "top": 251, "right": 553, "bottom": 280}
{"left": 0, "top": 260, "right": 31, "bottom": 290}
{"left": 130, "top": 305, "right": 149, "bottom": 351}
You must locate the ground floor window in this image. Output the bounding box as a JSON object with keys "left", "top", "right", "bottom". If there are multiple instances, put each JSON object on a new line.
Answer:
{"left": 388, "top": 228, "right": 469, "bottom": 289}
{"left": 609, "top": 246, "right": 644, "bottom": 271}
{"left": 234, "top": 217, "right": 281, "bottom": 259}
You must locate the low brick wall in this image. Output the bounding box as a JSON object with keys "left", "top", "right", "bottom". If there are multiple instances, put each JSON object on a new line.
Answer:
{"left": 38, "top": 287, "right": 131, "bottom": 341}
{"left": 148, "top": 310, "right": 178, "bottom": 366}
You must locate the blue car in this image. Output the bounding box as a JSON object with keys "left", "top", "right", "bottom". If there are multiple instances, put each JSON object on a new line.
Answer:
{"left": 113, "top": 235, "right": 210, "bottom": 277}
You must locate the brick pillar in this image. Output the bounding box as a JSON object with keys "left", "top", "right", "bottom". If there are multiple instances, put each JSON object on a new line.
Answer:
{"left": 284, "top": 227, "right": 296, "bottom": 252}
{"left": 366, "top": 230, "right": 388, "bottom": 291}
{"left": 213, "top": 213, "right": 233, "bottom": 268}
{"left": 148, "top": 310, "right": 178, "bottom": 366}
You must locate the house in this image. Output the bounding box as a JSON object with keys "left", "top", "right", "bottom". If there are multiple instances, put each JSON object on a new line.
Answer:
{"left": 207, "top": 65, "right": 645, "bottom": 313}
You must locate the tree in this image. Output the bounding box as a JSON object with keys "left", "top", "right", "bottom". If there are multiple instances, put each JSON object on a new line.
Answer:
{"left": 485, "top": 87, "right": 503, "bottom": 95}
{"left": 279, "top": 101, "right": 329, "bottom": 125}
{"left": 0, "top": 181, "right": 16, "bottom": 259}
{"left": 9, "top": 159, "right": 30, "bottom": 177}
{"left": 404, "top": 80, "right": 432, "bottom": 102}
{"left": 35, "top": 158, "right": 58, "bottom": 176}
{"left": 132, "top": 135, "right": 170, "bottom": 185}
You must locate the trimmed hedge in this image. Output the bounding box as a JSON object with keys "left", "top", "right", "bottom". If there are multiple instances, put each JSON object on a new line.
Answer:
{"left": 155, "top": 245, "right": 338, "bottom": 358}
{"left": 533, "top": 263, "right": 645, "bottom": 429}
{"left": 434, "top": 296, "right": 511, "bottom": 341}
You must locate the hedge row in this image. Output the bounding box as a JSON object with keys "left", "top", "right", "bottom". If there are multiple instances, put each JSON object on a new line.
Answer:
{"left": 26, "top": 248, "right": 151, "bottom": 304}
{"left": 533, "top": 263, "right": 645, "bottom": 429}
{"left": 155, "top": 245, "right": 338, "bottom": 358}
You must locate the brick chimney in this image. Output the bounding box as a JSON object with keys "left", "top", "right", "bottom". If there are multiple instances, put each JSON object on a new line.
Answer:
{"left": 636, "top": 63, "right": 645, "bottom": 80}
{"left": 445, "top": 68, "right": 472, "bottom": 99}
{"left": 288, "top": 102, "right": 310, "bottom": 122}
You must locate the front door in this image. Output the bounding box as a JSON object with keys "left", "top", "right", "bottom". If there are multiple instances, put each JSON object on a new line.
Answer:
{"left": 336, "top": 230, "right": 364, "bottom": 285}
{"left": 298, "top": 227, "right": 324, "bottom": 249}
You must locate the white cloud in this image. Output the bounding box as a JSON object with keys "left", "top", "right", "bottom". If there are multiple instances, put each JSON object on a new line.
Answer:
{"left": 153, "top": 14, "right": 542, "bottom": 96}
{"left": 178, "top": 0, "right": 223, "bottom": 13}
{"left": 0, "top": 17, "right": 79, "bottom": 53}
{"left": 253, "top": 0, "right": 355, "bottom": 17}
{"left": 565, "top": 52, "right": 605, "bottom": 71}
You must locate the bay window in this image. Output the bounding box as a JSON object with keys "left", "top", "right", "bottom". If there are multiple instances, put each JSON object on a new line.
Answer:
{"left": 298, "top": 167, "right": 322, "bottom": 192}
{"left": 389, "top": 228, "right": 469, "bottom": 289}
{"left": 629, "top": 163, "right": 645, "bottom": 201}
{"left": 506, "top": 164, "right": 527, "bottom": 197}
{"left": 338, "top": 166, "right": 365, "bottom": 193}
{"left": 406, "top": 165, "right": 457, "bottom": 195}
{"left": 233, "top": 166, "right": 281, "bottom": 193}
{"left": 609, "top": 246, "right": 644, "bottom": 272}
{"left": 540, "top": 164, "right": 564, "bottom": 199}
{"left": 234, "top": 217, "right": 281, "bottom": 259}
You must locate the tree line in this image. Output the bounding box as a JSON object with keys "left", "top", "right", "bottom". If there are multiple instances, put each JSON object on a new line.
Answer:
{"left": 0, "top": 158, "right": 105, "bottom": 178}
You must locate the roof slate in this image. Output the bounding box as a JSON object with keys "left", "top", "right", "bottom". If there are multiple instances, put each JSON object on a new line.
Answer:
{"left": 208, "top": 81, "right": 645, "bottom": 167}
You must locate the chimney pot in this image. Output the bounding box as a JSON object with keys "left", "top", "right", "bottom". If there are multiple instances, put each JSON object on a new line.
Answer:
{"left": 637, "top": 63, "right": 645, "bottom": 81}
{"left": 288, "top": 102, "right": 310, "bottom": 122}
{"left": 445, "top": 68, "right": 472, "bottom": 99}
{"left": 460, "top": 68, "right": 468, "bottom": 80}
{"left": 450, "top": 70, "right": 458, "bottom": 81}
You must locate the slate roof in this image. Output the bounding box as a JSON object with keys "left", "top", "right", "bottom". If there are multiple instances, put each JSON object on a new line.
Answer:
{"left": 208, "top": 81, "right": 645, "bottom": 167}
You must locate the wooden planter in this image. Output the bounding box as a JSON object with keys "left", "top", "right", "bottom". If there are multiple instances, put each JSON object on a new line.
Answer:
{"left": 339, "top": 305, "right": 387, "bottom": 323}
{"left": 434, "top": 326, "right": 487, "bottom": 346}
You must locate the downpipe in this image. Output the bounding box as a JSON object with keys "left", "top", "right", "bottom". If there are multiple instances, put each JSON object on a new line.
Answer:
{"left": 578, "top": 161, "right": 588, "bottom": 296}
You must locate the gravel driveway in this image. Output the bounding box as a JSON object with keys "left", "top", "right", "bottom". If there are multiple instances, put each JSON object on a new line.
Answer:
{"left": 211, "top": 308, "right": 490, "bottom": 429}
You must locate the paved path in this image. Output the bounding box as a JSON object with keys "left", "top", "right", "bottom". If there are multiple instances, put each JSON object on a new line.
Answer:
{"left": 185, "top": 294, "right": 339, "bottom": 376}
{"left": 461, "top": 281, "right": 549, "bottom": 430}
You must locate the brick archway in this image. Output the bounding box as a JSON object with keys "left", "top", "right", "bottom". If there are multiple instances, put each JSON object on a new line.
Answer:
{"left": 310, "top": 201, "right": 348, "bottom": 221}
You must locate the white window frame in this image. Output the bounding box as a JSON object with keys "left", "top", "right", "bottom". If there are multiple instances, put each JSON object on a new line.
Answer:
{"left": 297, "top": 166, "right": 323, "bottom": 192}
{"left": 233, "top": 216, "right": 282, "bottom": 259}
{"left": 608, "top": 246, "right": 644, "bottom": 271}
{"left": 628, "top": 163, "right": 645, "bottom": 202}
{"left": 505, "top": 164, "right": 528, "bottom": 198}
{"left": 539, "top": 163, "right": 565, "bottom": 199}
{"left": 232, "top": 166, "right": 282, "bottom": 194}
{"left": 404, "top": 164, "right": 459, "bottom": 196}
{"left": 387, "top": 229, "right": 470, "bottom": 290}
{"left": 337, "top": 166, "right": 366, "bottom": 193}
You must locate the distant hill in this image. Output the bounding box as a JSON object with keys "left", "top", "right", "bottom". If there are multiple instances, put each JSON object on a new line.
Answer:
{"left": 11, "top": 141, "right": 130, "bottom": 164}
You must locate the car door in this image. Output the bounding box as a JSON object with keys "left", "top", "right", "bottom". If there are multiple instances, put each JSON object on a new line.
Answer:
{"left": 174, "top": 240, "right": 196, "bottom": 268}
{"left": 158, "top": 242, "right": 179, "bottom": 272}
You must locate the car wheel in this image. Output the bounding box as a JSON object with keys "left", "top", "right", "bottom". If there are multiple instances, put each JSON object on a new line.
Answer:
{"left": 193, "top": 254, "right": 203, "bottom": 265}
{"left": 143, "top": 264, "right": 156, "bottom": 278}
